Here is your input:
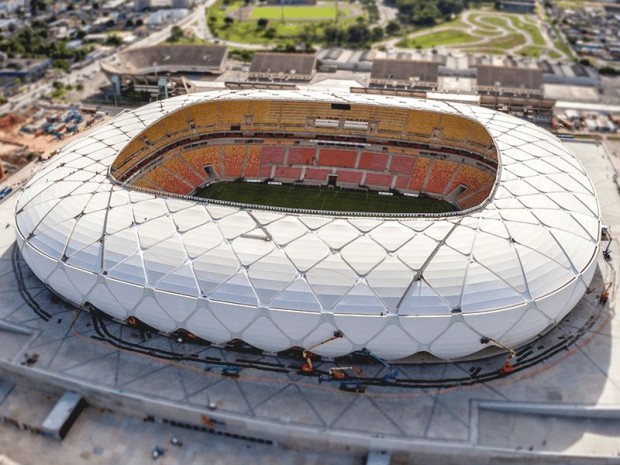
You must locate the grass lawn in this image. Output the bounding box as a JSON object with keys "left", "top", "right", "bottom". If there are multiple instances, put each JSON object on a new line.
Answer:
{"left": 397, "top": 29, "right": 478, "bottom": 49}
{"left": 250, "top": 5, "right": 349, "bottom": 21}
{"left": 207, "top": 0, "right": 360, "bottom": 45}
{"left": 193, "top": 182, "right": 457, "bottom": 214}
{"left": 517, "top": 45, "right": 543, "bottom": 57}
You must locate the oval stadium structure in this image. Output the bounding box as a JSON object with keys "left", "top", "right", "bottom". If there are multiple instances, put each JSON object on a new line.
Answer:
{"left": 14, "top": 90, "right": 601, "bottom": 361}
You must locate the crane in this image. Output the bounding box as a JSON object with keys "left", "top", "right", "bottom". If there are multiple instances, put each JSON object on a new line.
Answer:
{"left": 299, "top": 330, "right": 344, "bottom": 375}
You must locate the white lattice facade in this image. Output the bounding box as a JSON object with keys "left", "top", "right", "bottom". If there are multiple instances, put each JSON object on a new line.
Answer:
{"left": 14, "top": 90, "right": 600, "bottom": 360}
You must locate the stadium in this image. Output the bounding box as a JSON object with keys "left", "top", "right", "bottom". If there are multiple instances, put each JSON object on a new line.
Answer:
{"left": 14, "top": 90, "right": 600, "bottom": 362}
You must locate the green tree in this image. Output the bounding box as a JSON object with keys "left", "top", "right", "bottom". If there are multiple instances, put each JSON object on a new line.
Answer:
{"left": 385, "top": 19, "right": 400, "bottom": 36}
{"left": 168, "top": 25, "right": 185, "bottom": 42}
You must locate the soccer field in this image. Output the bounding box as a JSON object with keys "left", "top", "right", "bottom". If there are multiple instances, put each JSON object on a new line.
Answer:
{"left": 249, "top": 5, "right": 345, "bottom": 21}
{"left": 193, "top": 182, "right": 457, "bottom": 214}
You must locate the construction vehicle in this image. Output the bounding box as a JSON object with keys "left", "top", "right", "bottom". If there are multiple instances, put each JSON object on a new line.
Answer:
{"left": 480, "top": 337, "right": 517, "bottom": 375}
{"left": 339, "top": 380, "right": 366, "bottom": 393}
{"left": 359, "top": 349, "right": 399, "bottom": 384}
{"left": 318, "top": 366, "right": 363, "bottom": 383}
{"left": 299, "top": 330, "right": 344, "bottom": 375}
{"left": 204, "top": 364, "right": 241, "bottom": 378}
{"left": 601, "top": 226, "right": 611, "bottom": 261}
{"left": 318, "top": 365, "right": 366, "bottom": 393}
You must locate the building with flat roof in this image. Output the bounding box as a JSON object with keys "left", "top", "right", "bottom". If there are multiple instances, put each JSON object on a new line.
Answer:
{"left": 476, "top": 65, "right": 544, "bottom": 97}
{"left": 249, "top": 53, "right": 316, "bottom": 82}
{"left": 369, "top": 59, "right": 439, "bottom": 92}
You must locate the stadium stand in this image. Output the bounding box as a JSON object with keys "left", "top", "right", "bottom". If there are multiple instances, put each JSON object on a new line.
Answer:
{"left": 245, "top": 145, "right": 262, "bottom": 177}
{"left": 457, "top": 186, "right": 493, "bottom": 210}
{"left": 164, "top": 154, "right": 206, "bottom": 186}
{"left": 183, "top": 146, "right": 222, "bottom": 178}
{"left": 440, "top": 114, "right": 471, "bottom": 142}
{"left": 140, "top": 165, "right": 194, "bottom": 195}
{"left": 223, "top": 145, "right": 245, "bottom": 178}
{"left": 406, "top": 111, "right": 442, "bottom": 138}
{"left": 274, "top": 167, "right": 303, "bottom": 181}
{"left": 132, "top": 176, "right": 161, "bottom": 191}
{"left": 261, "top": 146, "right": 286, "bottom": 165}
{"left": 218, "top": 101, "right": 251, "bottom": 125}
{"left": 359, "top": 152, "right": 388, "bottom": 171}
{"left": 446, "top": 164, "right": 495, "bottom": 197}
{"left": 365, "top": 173, "right": 393, "bottom": 190}
{"left": 288, "top": 147, "right": 316, "bottom": 165}
{"left": 425, "top": 160, "right": 458, "bottom": 195}
{"left": 248, "top": 101, "right": 272, "bottom": 126}
{"left": 318, "top": 148, "right": 357, "bottom": 168}
{"left": 388, "top": 155, "right": 415, "bottom": 175}
{"left": 394, "top": 176, "right": 410, "bottom": 190}
{"left": 115, "top": 101, "right": 500, "bottom": 212}
{"left": 374, "top": 107, "right": 408, "bottom": 133}
{"left": 408, "top": 158, "right": 431, "bottom": 191}
{"left": 335, "top": 170, "right": 363, "bottom": 185}
{"left": 305, "top": 168, "right": 332, "bottom": 181}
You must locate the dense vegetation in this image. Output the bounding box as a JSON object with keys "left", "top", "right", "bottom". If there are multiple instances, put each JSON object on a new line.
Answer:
{"left": 0, "top": 20, "right": 93, "bottom": 71}
{"left": 393, "top": 0, "right": 470, "bottom": 26}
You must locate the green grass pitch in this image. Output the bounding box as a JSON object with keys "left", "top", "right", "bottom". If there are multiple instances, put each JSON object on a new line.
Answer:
{"left": 249, "top": 5, "right": 343, "bottom": 21}
{"left": 193, "top": 182, "right": 457, "bottom": 214}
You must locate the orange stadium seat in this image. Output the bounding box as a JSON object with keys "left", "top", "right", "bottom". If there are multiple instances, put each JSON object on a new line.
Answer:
{"left": 408, "top": 158, "right": 430, "bottom": 192}
{"left": 318, "top": 148, "right": 357, "bottom": 168}
{"left": 132, "top": 176, "right": 160, "bottom": 191}
{"left": 218, "top": 101, "right": 251, "bottom": 125}
{"left": 223, "top": 145, "right": 245, "bottom": 178}
{"left": 244, "top": 145, "right": 262, "bottom": 177}
{"left": 274, "top": 167, "right": 302, "bottom": 181}
{"left": 305, "top": 168, "right": 331, "bottom": 181}
{"left": 425, "top": 160, "right": 458, "bottom": 195}
{"left": 358, "top": 152, "right": 388, "bottom": 171}
{"left": 440, "top": 114, "right": 472, "bottom": 142}
{"left": 143, "top": 121, "right": 170, "bottom": 143}
{"left": 192, "top": 102, "right": 219, "bottom": 128}
{"left": 394, "top": 176, "right": 409, "bottom": 190}
{"left": 288, "top": 147, "right": 316, "bottom": 165}
{"left": 406, "top": 111, "right": 441, "bottom": 138}
{"left": 248, "top": 101, "right": 272, "bottom": 126}
{"left": 163, "top": 155, "right": 205, "bottom": 187}
{"left": 258, "top": 165, "right": 273, "bottom": 178}
{"left": 139, "top": 165, "right": 193, "bottom": 195}
{"left": 182, "top": 146, "right": 223, "bottom": 178}
{"left": 365, "top": 173, "right": 393, "bottom": 189}
{"left": 161, "top": 109, "right": 191, "bottom": 135}
{"left": 388, "top": 155, "right": 415, "bottom": 175}
{"left": 270, "top": 102, "right": 310, "bottom": 128}
{"left": 446, "top": 164, "right": 495, "bottom": 196}
{"left": 261, "top": 146, "right": 286, "bottom": 164}
{"left": 335, "top": 170, "right": 363, "bottom": 185}
{"left": 457, "top": 185, "right": 493, "bottom": 210}
{"left": 469, "top": 124, "right": 493, "bottom": 148}
{"left": 374, "top": 107, "right": 407, "bottom": 133}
